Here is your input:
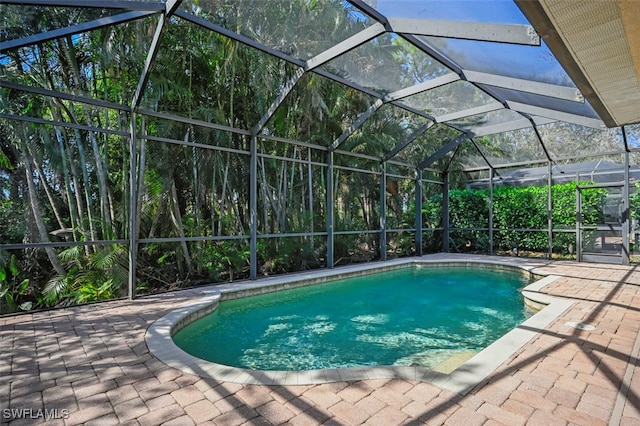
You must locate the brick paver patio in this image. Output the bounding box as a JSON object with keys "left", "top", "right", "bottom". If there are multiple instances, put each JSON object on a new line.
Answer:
{"left": 2, "top": 254, "right": 640, "bottom": 425}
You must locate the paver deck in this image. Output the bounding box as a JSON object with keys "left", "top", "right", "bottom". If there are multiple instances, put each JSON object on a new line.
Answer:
{"left": 2, "top": 253, "right": 640, "bottom": 425}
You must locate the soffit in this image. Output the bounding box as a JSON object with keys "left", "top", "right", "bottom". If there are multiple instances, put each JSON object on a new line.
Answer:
{"left": 517, "top": 0, "right": 640, "bottom": 127}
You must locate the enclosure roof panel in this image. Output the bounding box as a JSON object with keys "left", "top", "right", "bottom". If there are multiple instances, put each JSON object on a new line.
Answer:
{"left": 372, "top": 0, "right": 530, "bottom": 24}
{"left": 537, "top": 122, "right": 625, "bottom": 160}
{"left": 627, "top": 124, "right": 640, "bottom": 149}
{"left": 487, "top": 86, "right": 602, "bottom": 124}
{"left": 418, "top": 35, "right": 574, "bottom": 87}
{"left": 319, "top": 34, "right": 452, "bottom": 95}
{"left": 452, "top": 108, "right": 528, "bottom": 137}
{"left": 484, "top": 127, "right": 551, "bottom": 167}
{"left": 1, "top": 0, "right": 638, "bottom": 172}
{"left": 494, "top": 160, "right": 639, "bottom": 186}
{"left": 397, "top": 80, "right": 498, "bottom": 119}
{"left": 0, "top": 4, "right": 136, "bottom": 45}
{"left": 177, "top": 0, "right": 376, "bottom": 61}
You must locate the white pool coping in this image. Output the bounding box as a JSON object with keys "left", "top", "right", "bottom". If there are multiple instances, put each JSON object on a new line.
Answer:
{"left": 145, "top": 257, "right": 572, "bottom": 395}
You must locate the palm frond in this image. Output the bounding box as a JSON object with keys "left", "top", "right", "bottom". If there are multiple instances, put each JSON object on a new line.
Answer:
{"left": 59, "top": 245, "right": 82, "bottom": 262}
{"left": 89, "top": 246, "right": 121, "bottom": 270}
{"left": 43, "top": 275, "right": 69, "bottom": 305}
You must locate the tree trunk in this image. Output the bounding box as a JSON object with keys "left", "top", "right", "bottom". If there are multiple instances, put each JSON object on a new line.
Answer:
{"left": 170, "top": 180, "right": 193, "bottom": 275}
{"left": 63, "top": 102, "right": 114, "bottom": 240}
{"left": 32, "top": 157, "right": 67, "bottom": 232}
{"left": 73, "top": 129, "right": 97, "bottom": 243}
{"left": 136, "top": 137, "right": 146, "bottom": 240}
{"left": 87, "top": 128, "right": 114, "bottom": 236}
{"left": 51, "top": 111, "right": 82, "bottom": 242}
{"left": 21, "top": 150, "right": 66, "bottom": 277}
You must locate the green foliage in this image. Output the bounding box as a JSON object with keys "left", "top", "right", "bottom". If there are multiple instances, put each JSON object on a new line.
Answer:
{"left": 73, "top": 280, "right": 116, "bottom": 304}
{"left": 449, "top": 188, "right": 489, "bottom": 229}
{"left": 447, "top": 188, "right": 490, "bottom": 252}
{"left": 629, "top": 182, "right": 640, "bottom": 222}
{"left": 0, "top": 253, "right": 34, "bottom": 314}
{"left": 421, "top": 195, "right": 443, "bottom": 229}
{"left": 387, "top": 232, "right": 415, "bottom": 257}
{"left": 492, "top": 185, "right": 548, "bottom": 251}
{"left": 0, "top": 200, "right": 25, "bottom": 245}
{"left": 258, "top": 238, "right": 321, "bottom": 274}
{"left": 43, "top": 245, "right": 128, "bottom": 306}
{"left": 334, "top": 233, "right": 379, "bottom": 264}
{"left": 1, "top": 0, "right": 447, "bottom": 310}
{"left": 422, "top": 181, "right": 607, "bottom": 255}
{"left": 0, "top": 147, "right": 12, "bottom": 170}
{"left": 201, "top": 241, "right": 250, "bottom": 281}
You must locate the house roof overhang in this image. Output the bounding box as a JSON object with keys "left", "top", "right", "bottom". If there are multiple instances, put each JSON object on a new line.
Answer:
{"left": 517, "top": 0, "right": 640, "bottom": 127}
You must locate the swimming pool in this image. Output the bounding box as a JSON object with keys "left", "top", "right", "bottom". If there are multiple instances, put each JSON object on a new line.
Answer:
{"left": 173, "top": 266, "right": 534, "bottom": 372}
{"left": 146, "top": 257, "right": 571, "bottom": 393}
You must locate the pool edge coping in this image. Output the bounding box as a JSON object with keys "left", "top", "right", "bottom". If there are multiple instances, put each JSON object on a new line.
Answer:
{"left": 145, "top": 257, "right": 572, "bottom": 395}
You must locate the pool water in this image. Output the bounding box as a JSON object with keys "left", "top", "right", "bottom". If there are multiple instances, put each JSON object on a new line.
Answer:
{"left": 173, "top": 266, "right": 534, "bottom": 371}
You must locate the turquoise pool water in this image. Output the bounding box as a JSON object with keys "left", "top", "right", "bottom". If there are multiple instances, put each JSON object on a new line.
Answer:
{"left": 173, "top": 266, "right": 534, "bottom": 371}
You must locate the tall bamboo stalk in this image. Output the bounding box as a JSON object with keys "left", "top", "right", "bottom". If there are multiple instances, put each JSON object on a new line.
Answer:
{"left": 20, "top": 148, "right": 66, "bottom": 276}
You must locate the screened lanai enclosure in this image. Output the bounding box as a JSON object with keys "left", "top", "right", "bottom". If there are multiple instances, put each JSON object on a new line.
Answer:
{"left": 2, "top": 0, "right": 640, "bottom": 314}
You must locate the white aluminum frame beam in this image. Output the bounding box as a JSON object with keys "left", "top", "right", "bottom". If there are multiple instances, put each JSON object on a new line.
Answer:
{"left": 388, "top": 17, "right": 540, "bottom": 46}
{"left": 468, "top": 117, "right": 534, "bottom": 137}
{"left": 329, "top": 99, "right": 384, "bottom": 151}
{"left": 465, "top": 115, "right": 556, "bottom": 137}
{"left": 1, "top": 0, "right": 165, "bottom": 10}
{"left": 326, "top": 74, "right": 460, "bottom": 154}
{"left": 165, "top": 0, "right": 182, "bottom": 16}
{"left": 132, "top": 0, "right": 185, "bottom": 110}
{"left": 464, "top": 70, "right": 584, "bottom": 102}
{"left": 1, "top": 80, "right": 130, "bottom": 111}
{"left": 384, "top": 73, "right": 460, "bottom": 102}
{"left": 418, "top": 134, "right": 468, "bottom": 169}
{"left": 250, "top": 22, "right": 390, "bottom": 141}
{"left": 434, "top": 102, "right": 504, "bottom": 123}
{"left": 507, "top": 101, "right": 606, "bottom": 129}
{"left": 306, "top": 23, "right": 386, "bottom": 70}
{"left": 383, "top": 121, "right": 435, "bottom": 162}
{"left": 252, "top": 67, "right": 306, "bottom": 135}
{"left": 0, "top": 10, "right": 158, "bottom": 53}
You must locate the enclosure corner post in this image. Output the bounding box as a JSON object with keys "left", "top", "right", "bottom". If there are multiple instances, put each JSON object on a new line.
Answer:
{"left": 327, "top": 152, "right": 335, "bottom": 268}
{"left": 415, "top": 168, "right": 423, "bottom": 256}
{"left": 250, "top": 135, "right": 258, "bottom": 280}
{"left": 547, "top": 161, "right": 553, "bottom": 259}
{"left": 380, "top": 161, "right": 387, "bottom": 261}
{"left": 443, "top": 171, "right": 450, "bottom": 253}
{"left": 128, "top": 111, "right": 138, "bottom": 300}
{"left": 489, "top": 167, "right": 494, "bottom": 256}
{"left": 623, "top": 149, "right": 630, "bottom": 265}
{"left": 576, "top": 173, "right": 582, "bottom": 262}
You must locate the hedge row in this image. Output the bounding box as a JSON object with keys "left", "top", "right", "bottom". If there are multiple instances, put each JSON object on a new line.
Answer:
{"left": 423, "top": 181, "right": 608, "bottom": 254}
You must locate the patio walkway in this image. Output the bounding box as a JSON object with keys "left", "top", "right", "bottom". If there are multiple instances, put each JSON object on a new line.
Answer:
{"left": 2, "top": 253, "right": 640, "bottom": 425}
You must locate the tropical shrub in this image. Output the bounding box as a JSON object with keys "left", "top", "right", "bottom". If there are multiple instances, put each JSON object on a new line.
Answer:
{"left": 43, "top": 245, "right": 128, "bottom": 307}
{"left": 0, "top": 253, "right": 34, "bottom": 314}
{"left": 423, "top": 181, "right": 607, "bottom": 255}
